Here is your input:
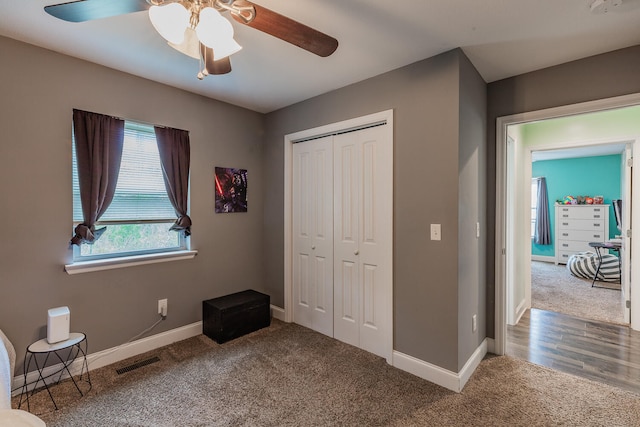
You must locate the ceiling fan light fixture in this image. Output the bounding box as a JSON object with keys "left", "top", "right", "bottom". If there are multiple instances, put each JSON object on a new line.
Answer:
{"left": 210, "top": 37, "right": 242, "bottom": 60}
{"left": 196, "top": 7, "right": 242, "bottom": 60}
{"left": 168, "top": 27, "right": 201, "bottom": 59}
{"left": 149, "top": 3, "right": 190, "bottom": 44}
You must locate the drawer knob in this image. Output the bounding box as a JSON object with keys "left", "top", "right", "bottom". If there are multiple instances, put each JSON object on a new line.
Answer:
{"left": 594, "top": 234, "right": 600, "bottom": 238}
{"left": 563, "top": 223, "right": 569, "bottom": 226}
{"left": 562, "top": 233, "right": 568, "bottom": 236}
{"left": 594, "top": 215, "right": 600, "bottom": 218}
{"left": 594, "top": 223, "right": 600, "bottom": 227}
{"left": 562, "top": 243, "right": 568, "bottom": 247}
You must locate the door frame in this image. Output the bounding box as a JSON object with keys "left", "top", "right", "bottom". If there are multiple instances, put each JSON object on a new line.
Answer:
{"left": 284, "top": 109, "right": 394, "bottom": 360}
{"left": 494, "top": 93, "right": 640, "bottom": 355}
{"left": 505, "top": 137, "right": 640, "bottom": 325}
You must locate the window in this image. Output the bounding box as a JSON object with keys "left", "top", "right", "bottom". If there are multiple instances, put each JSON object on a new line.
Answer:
{"left": 72, "top": 121, "right": 186, "bottom": 261}
{"left": 531, "top": 178, "right": 539, "bottom": 238}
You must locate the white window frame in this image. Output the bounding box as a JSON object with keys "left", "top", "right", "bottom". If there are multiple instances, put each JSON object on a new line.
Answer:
{"left": 66, "top": 120, "right": 195, "bottom": 273}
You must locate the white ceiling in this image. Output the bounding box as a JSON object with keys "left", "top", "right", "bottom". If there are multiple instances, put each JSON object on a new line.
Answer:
{"left": 1, "top": 0, "right": 640, "bottom": 113}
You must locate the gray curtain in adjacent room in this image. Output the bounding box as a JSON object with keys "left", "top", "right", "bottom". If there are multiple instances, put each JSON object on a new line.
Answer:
{"left": 534, "top": 177, "right": 551, "bottom": 245}
{"left": 154, "top": 126, "right": 192, "bottom": 237}
{"left": 71, "top": 109, "right": 125, "bottom": 245}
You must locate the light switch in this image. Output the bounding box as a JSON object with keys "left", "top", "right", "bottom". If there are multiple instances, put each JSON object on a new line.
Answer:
{"left": 430, "top": 224, "right": 441, "bottom": 241}
{"left": 476, "top": 222, "right": 480, "bottom": 238}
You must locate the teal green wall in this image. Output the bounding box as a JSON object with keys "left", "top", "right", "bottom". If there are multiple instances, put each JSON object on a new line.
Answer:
{"left": 532, "top": 154, "right": 622, "bottom": 257}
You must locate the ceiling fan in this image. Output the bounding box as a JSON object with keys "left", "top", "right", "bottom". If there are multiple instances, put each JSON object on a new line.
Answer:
{"left": 44, "top": 0, "right": 339, "bottom": 78}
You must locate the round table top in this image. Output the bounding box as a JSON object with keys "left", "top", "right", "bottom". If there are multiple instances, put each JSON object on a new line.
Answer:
{"left": 27, "top": 333, "right": 85, "bottom": 353}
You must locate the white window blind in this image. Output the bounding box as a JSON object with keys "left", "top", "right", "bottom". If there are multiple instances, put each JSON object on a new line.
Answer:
{"left": 72, "top": 122, "right": 176, "bottom": 223}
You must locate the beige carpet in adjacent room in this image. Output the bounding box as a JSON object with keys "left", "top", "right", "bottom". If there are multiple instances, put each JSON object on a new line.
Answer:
{"left": 17, "top": 320, "right": 640, "bottom": 426}
{"left": 531, "top": 260, "right": 624, "bottom": 325}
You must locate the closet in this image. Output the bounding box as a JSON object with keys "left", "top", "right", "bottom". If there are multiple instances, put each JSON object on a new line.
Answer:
{"left": 291, "top": 118, "right": 392, "bottom": 360}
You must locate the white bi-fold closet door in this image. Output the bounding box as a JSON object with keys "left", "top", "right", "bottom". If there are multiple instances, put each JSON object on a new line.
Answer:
{"left": 292, "top": 123, "right": 392, "bottom": 360}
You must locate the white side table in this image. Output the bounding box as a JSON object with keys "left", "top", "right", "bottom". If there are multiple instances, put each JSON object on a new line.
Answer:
{"left": 18, "top": 332, "right": 91, "bottom": 412}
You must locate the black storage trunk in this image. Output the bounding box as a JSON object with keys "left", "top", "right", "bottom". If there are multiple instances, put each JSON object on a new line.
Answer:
{"left": 202, "top": 290, "right": 270, "bottom": 343}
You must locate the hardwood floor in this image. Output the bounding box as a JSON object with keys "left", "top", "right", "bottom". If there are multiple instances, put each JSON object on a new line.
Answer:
{"left": 507, "top": 308, "right": 640, "bottom": 394}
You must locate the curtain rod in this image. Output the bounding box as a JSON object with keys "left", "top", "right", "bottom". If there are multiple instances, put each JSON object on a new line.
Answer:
{"left": 73, "top": 108, "right": 189, "bottom": 133}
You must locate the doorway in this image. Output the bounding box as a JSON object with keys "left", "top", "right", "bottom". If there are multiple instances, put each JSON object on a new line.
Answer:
{"left": 510, "top": 137, "right": 631, "bottom": 327}
{"left": 283, "top": 110, "right": 394, "bottom": 363}
{"left": 494, "top": 94, "right": 640, "bottom": 356}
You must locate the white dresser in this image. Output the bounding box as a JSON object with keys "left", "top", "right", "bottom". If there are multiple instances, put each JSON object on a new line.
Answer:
{"left": 555, "top": 204, "right": 609, "bottom": 265}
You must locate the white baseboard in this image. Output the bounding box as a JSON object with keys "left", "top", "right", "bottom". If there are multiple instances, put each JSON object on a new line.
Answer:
{"left": 270, "top": 305, "right": 286, "bottom": 322}
{"left": 531, "top": 255, "right": 555, "bottom": 263}
{"left": 12, "top": 321, "right": 202, "bottom": 396}
{"left": 393, "top": 338, "right": 488, "bottom": 393}
{"left": 486, "top": 338, "right": 496, "bottom": 355}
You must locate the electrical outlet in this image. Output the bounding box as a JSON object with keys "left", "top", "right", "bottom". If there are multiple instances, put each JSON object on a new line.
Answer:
{"left": 472, "top": 314, "right": 477, "bottom": 332}
{"left": 158, "top": 299, "right": 168, "bottom": 317}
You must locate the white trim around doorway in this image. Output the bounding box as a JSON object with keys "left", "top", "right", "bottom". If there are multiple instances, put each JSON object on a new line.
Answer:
{"left": 495, "top": 93, "right": 640, "bottom": 356}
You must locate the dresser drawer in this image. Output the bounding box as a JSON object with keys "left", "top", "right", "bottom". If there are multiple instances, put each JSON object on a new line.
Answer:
{"left": 556, "top": 229, "right": 605, "bottom": 242}
{"left": 557, "top": 218, "right": 605, "bottom": 231}
{"left": 556, "top": 240, "right": 595, "bottom": 253}
{"left": 557, "top": 251, "right": 575, "bottom": 264}
{"left": 557, "top": 206, "right": 607, "bottom": 220}
{"left": 557, "top": 250, "right": 596, "bottom": 264}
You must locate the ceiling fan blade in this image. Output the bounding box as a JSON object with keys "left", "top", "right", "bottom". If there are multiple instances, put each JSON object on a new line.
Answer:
{"left": 45, "top": 0, "right": 150, "bottom": 23}
{"left": 231, "top": 1, "right": 338, "bottom": 57}
{"left": 200, "top": 44, "right": 232, "bottom": 75}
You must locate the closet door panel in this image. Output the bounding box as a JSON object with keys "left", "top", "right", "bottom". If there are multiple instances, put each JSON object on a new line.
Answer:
{"left": 293, "top": 137, "right": 334, "bottom": 337}
{"left": 334, "top": 141, "right": 360, "bottom": 345}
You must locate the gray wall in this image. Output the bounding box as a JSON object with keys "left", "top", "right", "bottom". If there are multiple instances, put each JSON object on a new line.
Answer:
{"left": 0, "top": 36, "right": 266, "bottom": 362}
{"left": 485, "top": 45, "right": 640, "bottom": 337}
{"left": 264, "top": 49, "right": 486, "bottom": 372}
{"left": 457, "top": 53, "right": 487, "bottom": 370}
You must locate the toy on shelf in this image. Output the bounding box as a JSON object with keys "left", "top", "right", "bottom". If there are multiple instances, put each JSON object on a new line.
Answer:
{"left": 557, "top": 194, "right": 606, "bottom": 205}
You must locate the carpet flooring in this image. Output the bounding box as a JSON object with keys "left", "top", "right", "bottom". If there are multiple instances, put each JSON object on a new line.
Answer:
{"left": 15, "top": 320, "right": 640, "bottom": 426}
{"left": 531, "top": 260, "right": 624, "bottom": 325}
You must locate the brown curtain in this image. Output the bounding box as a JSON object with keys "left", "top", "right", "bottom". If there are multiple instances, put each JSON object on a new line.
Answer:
{"left": 71, "top": 109, "right": 125, "bottom": 245}
{"left": 154, "top": 126, "right": 192, "bottom": 237}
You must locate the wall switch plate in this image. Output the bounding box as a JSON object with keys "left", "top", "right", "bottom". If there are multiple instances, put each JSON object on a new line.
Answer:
{"left": 472, "top": 314, "right": 477, "bottom": 332}
{"left": 430, "top": 224, "right": 441, "bottom": 241}
{"left": 476, "top": 222, "right": 480, "bottom": 238}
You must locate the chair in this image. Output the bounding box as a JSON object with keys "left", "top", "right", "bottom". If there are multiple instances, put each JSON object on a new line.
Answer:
{"left": 0, "top": 329, "right": 46, "bottom": 426}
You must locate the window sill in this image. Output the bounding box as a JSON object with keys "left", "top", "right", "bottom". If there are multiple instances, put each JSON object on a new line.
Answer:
{"left": 65, "top": 250, "right": 198, "bottom": 275}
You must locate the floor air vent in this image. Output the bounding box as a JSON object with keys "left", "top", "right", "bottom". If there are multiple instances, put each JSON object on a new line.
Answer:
{"left": 116, "top": 356, "right": 160, "bottom": 375}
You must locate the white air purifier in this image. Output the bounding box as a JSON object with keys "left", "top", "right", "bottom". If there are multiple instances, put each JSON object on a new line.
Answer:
{"left": 47, "top": 306, "right": 70, "bottom": 344}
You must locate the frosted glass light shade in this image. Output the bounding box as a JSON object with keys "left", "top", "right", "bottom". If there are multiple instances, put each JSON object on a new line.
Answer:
{"left": 168, "top": 27, "right": 200, "bottom": 59}
{"left": 149, "top": 3, "right": 190, "bottom": 45}
{"left": 210, "top": 37, "right": 242, "bottom": 60}
{"left": 196, "top": 7, "right": 242, "bottom": 59}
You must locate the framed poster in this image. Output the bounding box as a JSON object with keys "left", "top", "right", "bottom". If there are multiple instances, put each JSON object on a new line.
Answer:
{"left": 214, "top": 167, "right": 248, "bottom": 213}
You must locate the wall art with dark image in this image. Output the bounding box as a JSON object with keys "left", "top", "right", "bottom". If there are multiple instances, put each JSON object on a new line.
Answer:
{"left": 214, "top": 167, "right": 248, "bottom": 213}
